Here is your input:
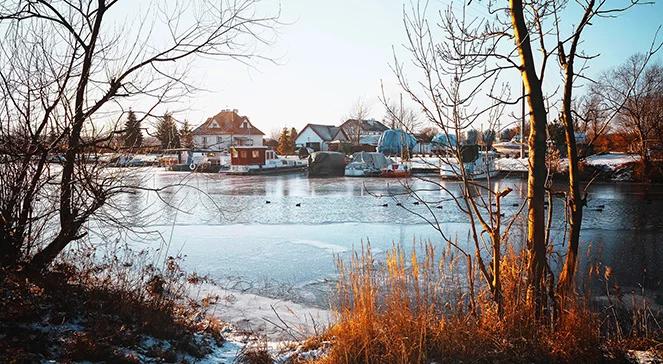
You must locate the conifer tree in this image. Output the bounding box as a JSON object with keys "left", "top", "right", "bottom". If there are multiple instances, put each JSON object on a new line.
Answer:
{"left": 276, "top": 127, "right": 290, "bottom": 155}
{"left": 180, "top": 121, "right": 194, "bottom": 149}
{"left": 123, "top": 109, "right": 143, "bottom": 149}
{"left": 156, "top": 112, "right": 180, "bottom": 150}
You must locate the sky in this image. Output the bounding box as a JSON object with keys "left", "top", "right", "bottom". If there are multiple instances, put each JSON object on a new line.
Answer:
{"left": 120, "top": 0, "right": 663, "bottom": 135}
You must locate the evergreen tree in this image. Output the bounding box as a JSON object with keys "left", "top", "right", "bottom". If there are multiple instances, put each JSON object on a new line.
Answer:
{"left": 276, "top": 127, "right": 290, "bottom": 155}
{"left": 289, "top": 127, "right": 298, "bottom": 154}
{"left": 180, "top": 121, "right": 194, "bottom": 149}
{"left": 156, "top": 112, "right": 180, "bottom": 150}
{"left": 123, "top": 109, "right": 143, "bottom": 149}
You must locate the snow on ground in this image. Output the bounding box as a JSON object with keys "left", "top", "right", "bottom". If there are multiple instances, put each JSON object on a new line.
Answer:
{"left": 195, "top": 283, "right": 331, "bottom": 341}
{"left": 494, "top": 153, "right": 641, "bottom": 173}
{"left": 184, "top": 283, "right": 332, "bottom": 363}
{"left": 584, "top": 152, "right": 640, "bottom": 170}
{"left": 495, "top": 157, "right": 529, "bottom": 172}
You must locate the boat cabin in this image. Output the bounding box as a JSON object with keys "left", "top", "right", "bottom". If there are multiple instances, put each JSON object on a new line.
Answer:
{"left": 230, "top": 146, "right": 276, "bottom": 166}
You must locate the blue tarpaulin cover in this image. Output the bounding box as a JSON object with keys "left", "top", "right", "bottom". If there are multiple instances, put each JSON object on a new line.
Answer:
{"left": 377, "top": 129, "right": 417, "bottom": 155}
{"left": 431, "top": 132, "right": 458, "bottom": 147}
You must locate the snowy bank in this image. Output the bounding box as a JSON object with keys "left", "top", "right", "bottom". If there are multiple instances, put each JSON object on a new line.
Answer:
{"left": 196, "top": 283, "right": 331, "bottom": 341}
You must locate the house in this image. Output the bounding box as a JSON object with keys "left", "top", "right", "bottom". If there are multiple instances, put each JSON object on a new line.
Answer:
{"left": 294, "top": 124, "right": 349, "bottom": 151}
{"left": 192, "top": 109, "right": 264, "bottom": 151}
{"left": 340, "top": 118, "right": 389, "bottom": 146}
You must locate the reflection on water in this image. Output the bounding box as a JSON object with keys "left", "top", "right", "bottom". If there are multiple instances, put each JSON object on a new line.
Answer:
{"left": 99, "top": 169, "right": 663, "bottom": 305}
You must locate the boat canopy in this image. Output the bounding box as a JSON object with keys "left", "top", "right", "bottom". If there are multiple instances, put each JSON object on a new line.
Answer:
{"left": 349, "top": 151, "right": 391, "bottom": 170}
{"left": 309, "top": 151, "right": 347, "bottom": 177}
{"left": 376, "top": 129, "right": 417, "bottom": 155}
{"left": 431, "top": 132, "right": 458, "bottom": 147}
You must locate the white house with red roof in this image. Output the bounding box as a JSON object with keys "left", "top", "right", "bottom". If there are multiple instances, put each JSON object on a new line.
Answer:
{"left": 192, "top": 109, "right": 264, "bottom": 150}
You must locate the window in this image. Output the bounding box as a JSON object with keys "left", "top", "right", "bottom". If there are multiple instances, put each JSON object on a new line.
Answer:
{"left": 209, "top": 121, "right": 219, "bottom": 128}
{"left": 241, "top": 121, "right": 249, "bottom": 129}
{"left": 240, "top": 151, "right": 247, "bottom": 158}
{"left": 202, "top": 137, "right": 207, "bottom": 146}
{"left": 252, "top": 150, "right": 260, "bottom": 158}
{"left": 217, "top": 136, "right": 223, "bottom": 144}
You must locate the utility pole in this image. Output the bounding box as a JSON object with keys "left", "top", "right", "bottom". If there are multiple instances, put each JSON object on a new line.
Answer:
{"left": 520, "top": 81, "right": 525, "bottom": 158}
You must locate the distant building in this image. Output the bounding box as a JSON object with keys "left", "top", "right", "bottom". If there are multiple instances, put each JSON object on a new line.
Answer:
{"left": 192, "top": 109, "right": 264, "bottom": 150}
{"left": 340, "top": 119, "right": 389, "bottom": 146}
{"left": 294, "top": 124, "right": 349, "bottom": 151}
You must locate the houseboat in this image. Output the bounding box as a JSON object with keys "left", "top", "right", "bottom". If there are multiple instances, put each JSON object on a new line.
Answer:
{"left": 226, "top": 146, "right": 307, "bottom": 175}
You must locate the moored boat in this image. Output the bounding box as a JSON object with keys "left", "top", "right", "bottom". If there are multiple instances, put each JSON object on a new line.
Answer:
{"left": 439, "top": 145, "right": 498, "bottom": 180}
{"left": 308, "top": 151, "right": 347, "bottom": 177}
{"left": 225, "top": 146, "right": 307, "bottom": 175}
{"left": 380, "top": 161, "right": 412, "bottom": 178}
{"left": 344, "top": 151, "right": 390, "bottom": 177}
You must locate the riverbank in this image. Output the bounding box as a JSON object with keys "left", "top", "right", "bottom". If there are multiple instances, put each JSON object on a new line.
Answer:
{"left": 4, "top": 253, "right": 661, "bottom": 363}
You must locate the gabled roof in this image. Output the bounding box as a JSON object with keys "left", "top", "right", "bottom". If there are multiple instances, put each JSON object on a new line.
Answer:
{"left": 340, "top": 118, "right": 389, "bottom": 133}
{"left": 193, "top": 109, "right": 265, "bottom": 136}
{"left": 300, "top": 123, "right": 349, "bottom": 142}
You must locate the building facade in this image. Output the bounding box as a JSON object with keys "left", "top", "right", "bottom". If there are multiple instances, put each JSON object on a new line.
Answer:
{"left": 294, "top": 124, "right": 349, "bottom": 151}
{"left": 192, "top": 109, "right": 264, "bottom": 150}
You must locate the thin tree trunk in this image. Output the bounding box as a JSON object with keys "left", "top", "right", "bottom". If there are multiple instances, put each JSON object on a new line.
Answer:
{"left": 510, "top": 0, "right": 548, "bottom": 316}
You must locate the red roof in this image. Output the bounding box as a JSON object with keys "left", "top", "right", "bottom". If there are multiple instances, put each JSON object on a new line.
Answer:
{"left": 193, "top": 110, "right": 265, "bottom": 136}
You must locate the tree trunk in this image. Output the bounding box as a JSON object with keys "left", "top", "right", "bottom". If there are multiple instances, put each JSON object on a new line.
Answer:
{"left": 510, "top": 0, "right": 548, "bottom": 316}
{"left": 557, "top": 0, "right": 594, "bottom": 296}
{"left": 557, "top": 105, "right": 583, "bottom": 293}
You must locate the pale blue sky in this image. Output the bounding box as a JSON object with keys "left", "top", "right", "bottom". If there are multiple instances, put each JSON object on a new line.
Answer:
{"left": 122, "top": 1, "right": 663, "bottom": 134}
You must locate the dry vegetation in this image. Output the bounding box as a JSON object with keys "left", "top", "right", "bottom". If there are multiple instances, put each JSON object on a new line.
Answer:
{"left": 0, "top": 246, "right": 226, "bottom": 363}
{"left": 311, "top": 243, "right": 662, "bottom": 364}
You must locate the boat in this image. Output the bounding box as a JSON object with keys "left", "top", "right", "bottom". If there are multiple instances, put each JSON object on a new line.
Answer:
{"left": 380, "top": 161, "right": 412, "bottom": 178}
{"left": 439, "top": 145, "right": 499, "bottom": 180}
{"left": 493, "top": 136, "right": 526, "bottom": 157}
{"left": 225, "top": 146, "right": 307, "bottom": 175}
{"left": 308, "top": 151, "right": 347, "bottom": 177}
{"left": 164, "top": 149, "right": 226, "bottom": 173}
{"left": 344, "top": 151, "right": 391, "bottom": 177}
{"left": 376, "top": 129, "right": 417, "bottom": 178}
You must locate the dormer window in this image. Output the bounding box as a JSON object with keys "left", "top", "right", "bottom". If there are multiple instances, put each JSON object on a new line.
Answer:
{"left": 209, "top": 120, "right": 220, "bottom": 128}
{"left": 241, "top": 120, "right": 249, "bottom": 129}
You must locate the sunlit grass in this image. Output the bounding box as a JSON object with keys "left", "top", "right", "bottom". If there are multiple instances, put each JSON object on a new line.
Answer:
{"left": 312, "top": 242, "right": 660, "bottom": 363}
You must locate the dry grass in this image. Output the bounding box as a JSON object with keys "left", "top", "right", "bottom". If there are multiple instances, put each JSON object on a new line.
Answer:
{"left": 313, "top": 243, "right": 661, "bottom": 364}
{"left": 0, "top": 244, "right": 225, "bottom": 362}
{"left": 236, "top": 342, "right": 274, "bottom": 364}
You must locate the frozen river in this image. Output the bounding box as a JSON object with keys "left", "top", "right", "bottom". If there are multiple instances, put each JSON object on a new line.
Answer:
{"left": 98, "top": 169, "right": 663, "bottom": 307}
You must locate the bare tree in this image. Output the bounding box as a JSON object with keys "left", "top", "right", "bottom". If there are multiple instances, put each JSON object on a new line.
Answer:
{"left": 344, "top": 98, "right": 371, "bottom": 145}
{"left": 382, "top": 93, "right": 421, "bottom": 132}
{"left": 390, "top": 0, "right": 655, "bottom": 317}
{"left": 0, "top": 0, "right": 278, "bottom": 271}
{"left": 593, "top": 54, "right": 663, "bottom": 179}
{"left": 388, "top": 1, "right": 523, "bottom": 316}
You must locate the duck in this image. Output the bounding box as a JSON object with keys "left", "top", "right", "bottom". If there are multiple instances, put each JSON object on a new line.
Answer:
{"left": 413, "top": 201, "right": 420, "bottom": 205}
{"left": 295, "top": 203, "right": 301, "bottom": 207}
{"left": 265, "top": 200, "right": 271, "bottom": 204}
{"left": 381, "top": 203, "right": 388, "bottom": 207}
{"left": 396, "top": 202, "right": 403, "bottom": 207}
